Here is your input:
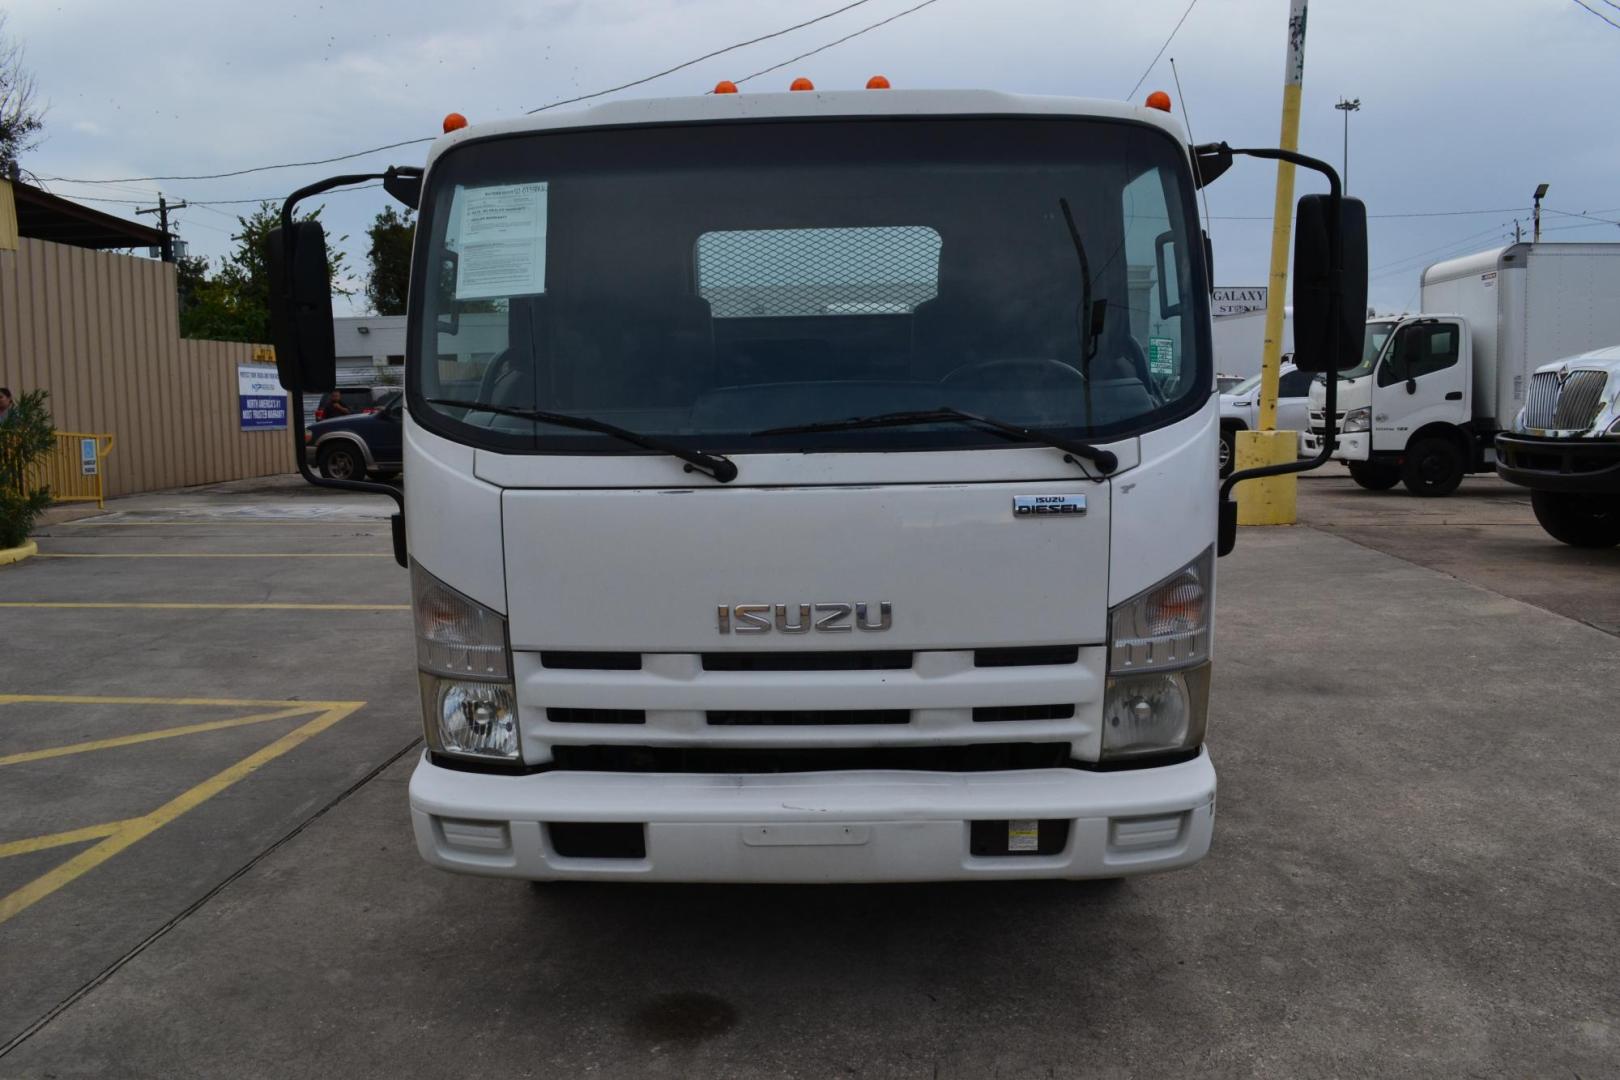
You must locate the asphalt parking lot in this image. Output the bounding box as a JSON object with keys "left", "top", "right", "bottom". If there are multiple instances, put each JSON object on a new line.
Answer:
{"left": 2, "top": 471, "right": 1617, "bottom": 1078}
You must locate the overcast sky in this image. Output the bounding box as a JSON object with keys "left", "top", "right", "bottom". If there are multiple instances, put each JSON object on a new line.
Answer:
{"left": 8, "top": 0, "right": 1620, "bottom": 315}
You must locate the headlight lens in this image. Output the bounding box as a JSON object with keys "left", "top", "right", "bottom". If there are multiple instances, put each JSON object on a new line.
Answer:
{"left": 1606, "top": 414, "right": 1620, "bottom": 437}
{"left": 1341, "top": 406, "right": 1371, "bottom": 434}
{"left": 412, "top": 562, "right": 519, "bottom": 761}
{"left": 1103, "top": 665, "right": 1210, "bottom": 758}
{"left": 1106, "top": 550, "right": 1213, "bottom": 759}
{"left": 421, "top": 674, "right": 519, "bottom": 759}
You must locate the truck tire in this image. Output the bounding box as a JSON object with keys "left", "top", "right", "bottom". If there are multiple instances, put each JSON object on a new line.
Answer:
{"left": 1530, "top": 490, "right": 1620, "bottom": 548}
{"left": 317, "top": 442, "right": 366, "bottom": 481}
{"left": 1401, "top": 437, "right": 1464, "bottom": 497}
{"left": 1348, "top": 461, "right": 1401, "bottom": 491}
{"left": 1219, "top": 428, "right": 1238, "bottom": 478}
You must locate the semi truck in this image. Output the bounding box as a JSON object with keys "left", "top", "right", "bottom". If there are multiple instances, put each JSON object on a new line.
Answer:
{"left": 266, "top": 86, "right": 1365, "bottom": 884}
{"left": 1303, "top": 243, "right": 1620, "bottom": 495}
{"left": 1495, "top": 345, "right": 1620, "bottom": 547}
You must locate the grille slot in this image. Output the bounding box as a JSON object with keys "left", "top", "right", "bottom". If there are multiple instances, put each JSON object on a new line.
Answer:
{"left": 708, "top": 709, "right": 909, "bottom": 726}
{"left": 972, "top": 704, "right": 1076, "bottom": 723}
{"left": 547, "top": 708, "right": 646, "bottom": 725}
{"left": 1524, "top": 371, "right": 1558, "bottom": 428}
{"left": 974, "top": 645, "right": 1080, "bottom": 668}
{"left": 541, "top": 651, "right": 642, "bottom": 671}
{"left": 702, "top": 651, "right": 913, "bottom": 672}
{"left": 548, "top": 743, "right": 1073, "bottom": 773}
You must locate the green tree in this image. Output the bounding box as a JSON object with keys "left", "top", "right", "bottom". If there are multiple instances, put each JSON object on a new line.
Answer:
{"left": 365, "top": 205, "right": 414, "bottom": 316}
{"left": 0, "top": 13, "right": 45, "bottom": 171}
{"left": 0, "top": 388, "right": 55, "bottom": 548}
{"left": 178, "top": 202, "right": 350, "bottom": 343}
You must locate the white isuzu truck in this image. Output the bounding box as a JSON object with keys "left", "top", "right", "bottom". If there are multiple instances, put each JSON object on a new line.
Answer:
{"left": 267, "top": 88, "right": 1365, "bottom": 883}
{"left": 1304, "top": 243, "right": 1620, "bottom": 495}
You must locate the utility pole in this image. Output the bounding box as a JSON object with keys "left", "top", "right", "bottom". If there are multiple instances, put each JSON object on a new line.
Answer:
{"left": 1532, "top": 183, "right": 1549, "bottom": 243}
{"left": 1334, "top": 98, "right": 1360, "bottom": 192}
{"left": 135, "top": 193, "right": 187, "bottom": 262}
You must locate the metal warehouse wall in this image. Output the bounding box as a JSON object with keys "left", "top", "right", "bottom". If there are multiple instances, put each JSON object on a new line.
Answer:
{"left": 0, "top": 237, "right": 291, "bottom": 497}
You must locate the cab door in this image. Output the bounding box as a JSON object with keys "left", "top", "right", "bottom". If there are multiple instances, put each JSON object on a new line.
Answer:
{"left": 1371, "top": 319, "right": 1467, "bottom": 453}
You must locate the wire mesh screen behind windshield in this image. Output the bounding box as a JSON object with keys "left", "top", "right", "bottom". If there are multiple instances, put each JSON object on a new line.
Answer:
{"left": 696, "top": 226, "right": 942, "bottom": 319}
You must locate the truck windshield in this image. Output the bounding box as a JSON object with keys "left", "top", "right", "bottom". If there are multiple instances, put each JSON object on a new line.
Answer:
{"left": 1339, "top": 321, "right": 1397, "bottom": 381}
{"left": 410, "top": 117, "right": 1207, "bottom": 456}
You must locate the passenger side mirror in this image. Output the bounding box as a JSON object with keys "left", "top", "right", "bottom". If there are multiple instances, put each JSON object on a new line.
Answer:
{"left": 1154, "top": 231, "right": 1183, "bottom": 319}
{"left": 266, "top": 221, "right": 337, "bottom": 393}
{"left": 1290, "top": 195, "right": 1367, "bottom": 373}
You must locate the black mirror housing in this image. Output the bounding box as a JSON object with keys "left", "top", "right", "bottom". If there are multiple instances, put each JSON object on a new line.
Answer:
{"left": 266, "top": 221, "right": 337, "bottom": 393}
{"left": 1290, "top": 195, "right": 1368, "bottom": 373}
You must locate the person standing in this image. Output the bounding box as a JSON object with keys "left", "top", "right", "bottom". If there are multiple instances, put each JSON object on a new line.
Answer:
{"left": 0, "top": 386, "right": 14, "bottom": 425}
{"left": 325, "top": 388, "right": 352, "bottom": 418}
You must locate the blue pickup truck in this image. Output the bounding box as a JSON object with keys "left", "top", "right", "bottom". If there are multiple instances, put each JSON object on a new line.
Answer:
{"left": 304, "top": 389, "right": 403, "bottom": 481}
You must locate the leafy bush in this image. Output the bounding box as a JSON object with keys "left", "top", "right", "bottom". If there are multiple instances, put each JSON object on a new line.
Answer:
{"left": 0, "top": 388, "right": 55, "bottom": 548}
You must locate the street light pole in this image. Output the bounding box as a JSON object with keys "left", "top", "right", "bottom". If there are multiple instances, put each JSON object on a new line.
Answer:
{"left": 1334, "top": 97, "right": 1360, "bottom": 192}
{"left": 1533, "top": 183, "right": 1549, "bottom": 243}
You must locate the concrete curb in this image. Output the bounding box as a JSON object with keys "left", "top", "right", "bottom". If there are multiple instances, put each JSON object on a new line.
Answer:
{"left": 0, "top": 539, "right": 39, "bottom": 566}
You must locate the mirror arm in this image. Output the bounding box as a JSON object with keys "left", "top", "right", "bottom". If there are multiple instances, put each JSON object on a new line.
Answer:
{"left": 278, "top": 174, "right": 409, "bottom": 530}
{"left": 1212, "top": 144, "right": 1346, "bottom": 557}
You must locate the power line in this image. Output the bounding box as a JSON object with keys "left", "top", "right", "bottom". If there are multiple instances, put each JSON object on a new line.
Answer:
{"left": 1569, "top": 0, "right": 1620, "bottom": 29}
{"left": 733, "top": 0, "right": 947, "bottom": 86}
{"left": 1211, "top": 206, "right": 1527, "bottom": 221}
{"left": 32, "top": 0, "right": 912, "bottom": 187}
{"left": 1126, "top": 0, "right": 1201, "bottom": 101}
{"left": 527, "top": 0, "right": 890, "bottom": 112}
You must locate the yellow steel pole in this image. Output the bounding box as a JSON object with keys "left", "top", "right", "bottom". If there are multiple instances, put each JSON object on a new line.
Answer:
{"left": 1257, "top": 0, "right": 1308, "bottom": 431}
{"left": 1234, "top": 0, "right": 1310, "bottom": 527}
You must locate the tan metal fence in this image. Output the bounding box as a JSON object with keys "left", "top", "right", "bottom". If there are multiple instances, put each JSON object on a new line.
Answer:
{"left": 0, "top": 237, "right": 292, "bottom": 499}
{"left": 24, "top": 432, "right": 116, "bottom": 508}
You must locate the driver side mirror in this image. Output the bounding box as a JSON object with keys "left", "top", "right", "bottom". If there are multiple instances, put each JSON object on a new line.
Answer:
{"left": 266, "top": 221, "right": 337, "bottom": 394}
{"left": 1290, "top": 195, "right": 1368, "bottom": 373}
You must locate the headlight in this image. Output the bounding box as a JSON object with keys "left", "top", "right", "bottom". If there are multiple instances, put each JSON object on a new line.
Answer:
{"left": 1607, "top": 414, "right": 1620, "bottom": 437}
{"left": 1106, "top": 549, "right": 1212, "bottom": 760}
{"left": 412, "top": 562, "right": 519, "bottom": 761}
{"left": 1341, "top": 406, "right": 1371, "bottom": 434}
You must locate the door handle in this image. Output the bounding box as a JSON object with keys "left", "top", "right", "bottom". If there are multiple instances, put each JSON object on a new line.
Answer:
{"left": 1444, "top": 391, "right": 1463, "bottom": 401}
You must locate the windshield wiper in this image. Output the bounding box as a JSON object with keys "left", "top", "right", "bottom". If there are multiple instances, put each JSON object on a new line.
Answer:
{"left": 753, "top": 407, "right": 1117, "bottom": 475}
{"left": 428, "top": 398, "right": 738, "bottom": 483}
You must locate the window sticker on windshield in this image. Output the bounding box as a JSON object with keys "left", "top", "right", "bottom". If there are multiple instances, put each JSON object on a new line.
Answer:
{"left": 454, "top": 183, "right": 548, "bottom": 300}
{"left": 1149, "top": 337, "right": 1175, "bottom": 375}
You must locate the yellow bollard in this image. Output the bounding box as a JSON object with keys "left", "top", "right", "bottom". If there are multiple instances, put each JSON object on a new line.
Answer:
{"left": 1234, "top": 430, "right": 1299, "bottom": 526}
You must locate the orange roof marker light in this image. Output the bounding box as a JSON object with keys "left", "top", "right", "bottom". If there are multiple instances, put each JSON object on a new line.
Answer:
{"left": 443, "top": 112, "right": 469, "bottom": 133}
{"left": 714, "top": 80, "right": 739, "bottom": 94}
{"left": 1144, "top": 91, "right": 1172, "bottom": 113}
{"left": 866, "top": 75, "right": 891, "bottom": 89}
{"left": 790, "top": 77, "right": 815, "bottom": 92}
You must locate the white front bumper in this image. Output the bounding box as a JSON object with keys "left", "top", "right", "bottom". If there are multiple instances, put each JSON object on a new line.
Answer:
{"left": 408, "top": 750, "right": 1216, "bottom": 883}
{"left": 1301, "top": 431, "right": 1369, "bottom": 461}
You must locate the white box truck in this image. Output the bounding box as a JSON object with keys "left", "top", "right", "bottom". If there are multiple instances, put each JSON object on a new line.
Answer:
{"left": 266, "top": 87, "right": 1366, "bottom": 884}
{"left": 1303, "top": 243, "right": 1620, "bottom": 495}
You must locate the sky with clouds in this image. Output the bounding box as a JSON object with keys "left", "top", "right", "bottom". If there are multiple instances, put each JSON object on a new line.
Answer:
{"left": 7, "top": 0, "right": 1620, "bottom": 315}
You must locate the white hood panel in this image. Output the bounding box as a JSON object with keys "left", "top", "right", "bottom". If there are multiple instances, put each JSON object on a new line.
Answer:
{"left": 502, "top": 480, "right": 1111, "bottom": 652}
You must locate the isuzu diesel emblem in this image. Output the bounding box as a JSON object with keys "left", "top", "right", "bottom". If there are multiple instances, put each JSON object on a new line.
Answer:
{"left": 717, "top": 602, "right": 892, "bottom": 634}
{"left": 1013, "top": 494, "right": 1086, "bottom": 518}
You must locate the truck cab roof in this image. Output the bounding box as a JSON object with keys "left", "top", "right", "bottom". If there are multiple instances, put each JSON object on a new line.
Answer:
{"left": 424, "top": 89, "right": 1189, "bottom": 171}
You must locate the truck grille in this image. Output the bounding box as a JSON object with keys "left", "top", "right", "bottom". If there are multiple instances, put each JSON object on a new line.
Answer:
{"left": 1308, "top": 409, "right": 1344, "bottom": 437}
{"left": 1524, "top": 370, "right": 1609, "bottom": 431}
{"left": 515, "top": 646, "right": 1100, "bottom": 772}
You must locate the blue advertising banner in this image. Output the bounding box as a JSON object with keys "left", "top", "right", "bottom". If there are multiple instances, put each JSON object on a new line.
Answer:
{"left": 237, "top": 363, "right": 288, "bottom": 430}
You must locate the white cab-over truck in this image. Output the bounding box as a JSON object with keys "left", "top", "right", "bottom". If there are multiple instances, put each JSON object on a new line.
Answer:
{"left": 1304, "top": 243, "right": 1620, "bottom": 495}
{"left": 266, "top": 88, "right": 1366, "bottom": 883}
{"left": 1495, "top": 345, "right": 1620, "bottom": 547}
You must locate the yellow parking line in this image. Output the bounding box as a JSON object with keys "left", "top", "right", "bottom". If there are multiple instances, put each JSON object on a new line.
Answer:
{"left": 0, "top": 701, "right": 363, "bottom": 926}
{"left": 0, "top": 820, "right": 140, "bottom": 860}
{"left": 35, "top": 553, "right": 392, "bottom": 559}
{"left": 0, "top": 706, "right": 315, "bottom": 767}
{"left": 0, "top": 694, "right": 356, "bottom": 708}
{"left": 0, "top": 601, "right": 408, "bottom": 611}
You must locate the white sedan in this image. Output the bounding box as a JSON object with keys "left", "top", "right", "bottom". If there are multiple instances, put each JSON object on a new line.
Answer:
{"left": 1217, "top": 362, "right": 1316, "bottom": 476}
